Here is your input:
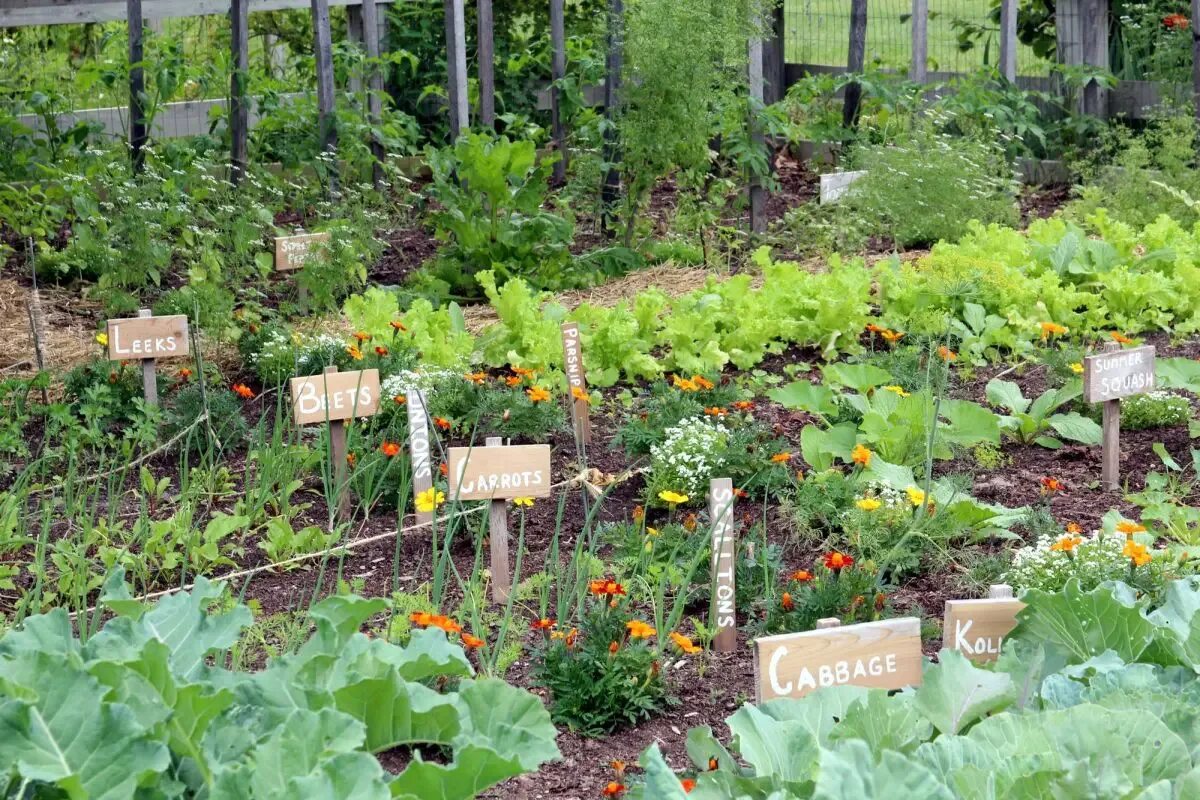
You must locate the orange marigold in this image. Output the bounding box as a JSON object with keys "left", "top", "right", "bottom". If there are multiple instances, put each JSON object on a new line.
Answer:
{"left": 232, "top": 383, "right": 255, "bottom": 400}
{"left": 526, "top": 386, "right": 551, "bottom": 403}
{"left": 781, "top": 592, "right": 795, "bottom": 611}
{"left": 380, "top": 441, "right": 401, "bottom": 458}
{"left": 770, "top": 452, "right": 792, "bottom": 464}
{"left": 850, "top": 444, "right": 872, "bottom": 467}
{"left": 824, "top": 551, "right": 854, "bottom": 571}
{"left": 461, "top": 633, "right": 485, "bottom": 649}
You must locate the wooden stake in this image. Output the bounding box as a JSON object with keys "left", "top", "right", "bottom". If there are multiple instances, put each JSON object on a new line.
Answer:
{"left": 361, "top": 0, "right": 386, "bottom": 188}
{"left": 444, "top": 0, "right": 469, "bottom": 138}
{"left": 549, "top": 0, "right": 568, "bottom": 182}
{"left": 137, "top": 308, "right": 158, "bottom": 407}
{"left": 910, "top": 0, "right": 928, "bottom": 83}
{"left": 406, "top": 390, "right": 434, "bottom": 525}
{"left": 763, "top": 1, "right": 786, "bottom": 104}
{"left": 747, "top": 23, "right": 766, "bottom": 235}
{"left": 560, "top": 322, "right": 591, "bottom": 449}
{"left": 842, "top": 0, "right": 867, "bottom": 130}
{"left": 1099, "top": 341, "right": 1121, "bottom": 491}
{"left": 229, "top": 0, "right": 249, "bottom": 184}
{"left": 709, "top": 478, "right": 737, "bottom": 653}
{"left": 999, "top": 0, "right": 1017, "bottom": 82}
{"left": 1192, "top": 0, "right": 1200, "bottom": 128}
{"left": 127, "top": 0, "right": 147, "bottom": 173}
{"left": 325, "top": 365, "right": 350, "bottom": 521}
{"left": 310, "top": 0, "right": 338, "bottom": 191}
{"left": 486, "top": 436, "right": 511, "bottom": 602}
{"left": 478, "top": 0, "right": 495, "bottom": 129}
{"left": 600, "top": 0, "right": 623, "bottom": 235}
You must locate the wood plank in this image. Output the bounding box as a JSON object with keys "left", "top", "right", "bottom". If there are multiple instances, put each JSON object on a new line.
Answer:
{"left": 290, "top": 368, "right": 381, "bottom": 425}
{"left": 447, "top": 444, "right": 552, "bottom": 501}
{"left": 1083, "top": 345, "right": 1156, "bottom": 403}
{"left": 478, "top": 0, "right": 495, "bottom": 129}
{"left": 230, "top": 0, "right": 250, "bottom": 184}
{"left": 709, "top": 478, "right": 736, "bottom": 653}
{"left": 444, "top": 0, "right": 469, "bottom": 138}
{"left": 485, "top": 436, "right": 511, "bottom": 603}
{"left": 601, "top": 0, "right": 623, "bottom": 232}
{"left": 549, "top": 0, "right": 568, "bottom": 181}
{"left": 361, "top": 0, "right": 385, "bottom": 187}
{"left": 753, "top": 617, "right": 923, "bottom": 701}
{"left": 1194, "top": 0, "right": 1200, "bottom": 126}
{"left": 406, "top": 390, "right": 434, "bottom": 525}
{"left": 2, "top": 0, "right": 395, "bottom": 27}
{"left": 748, "top": 27, "right": 766, "bottom": 235}
{"left": 128, "top": 0, "right": 146, "bottom": 172}
{"left": 560, "top": 322, "right": 591, "bottom": 446}
{"left": 943, "top": 593, "right": 1023, "bottom": 663}
{"left": 910, "top": 0, "right": 928, "bottom": 83}
{"left": 311, "top": 0, "right": 338, "bottom": 179}
{"left": 999, "top": 0, "right": 1017, "bottom": 82}
{"left": 762, "top": 1, "right": 786, "bottom": 104}
{"left": 842, "top": 0, "right": 867, "bottom": 128}
{"left": 273, "top": 232, "right": 330, "bottom": 271}
{"left": 106, "top": 313, "right": 190, "bottom": 360}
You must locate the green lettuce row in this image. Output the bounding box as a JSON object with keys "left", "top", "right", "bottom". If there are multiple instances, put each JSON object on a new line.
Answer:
{"left": 0, "top": 571, "right": 559, "bottom": 799}
{"left": 632, "top": 577, "right": 1200, "bottom": 799}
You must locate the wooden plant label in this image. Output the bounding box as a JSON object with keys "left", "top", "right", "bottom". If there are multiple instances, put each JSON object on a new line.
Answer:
{"left": 447, "top": 444, "right": 552, "bottom": 501}
{"left": 560, "top": 322, "right": 591, "bottom": 445}
{"left": 290, "top": 369, "right": 381, "bottom": 426}
{"left": 1084, "top": 345, "right": 1155, "bottom": 403}
{"left": 274, "top": 232, "right": 331, "bottom": 271}
{"left": 753, "top": 617, "right": 923, "bottom": 702}
{"left": 406, "top": 390, "right": 435, "bottom": 524}
{"left": 943, "top": 587, "right": 1023, "bottom": 664}
{"left": 709, "top": 478, "right": 737, "bottom": 653}
{"left": 106, "top": 314, "right": 190, "bottom": 360}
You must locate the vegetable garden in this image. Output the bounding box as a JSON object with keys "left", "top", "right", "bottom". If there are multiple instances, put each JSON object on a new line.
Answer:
{"left": 7, "top": 0, "right": 1200, "bottom": 797}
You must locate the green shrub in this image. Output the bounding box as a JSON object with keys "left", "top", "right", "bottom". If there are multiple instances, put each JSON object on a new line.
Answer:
{"left": 165, "top": 384, "right": 249, "bottom": 455}
{"left": 1119, "top": 391, "right": 1191, "bottom": 431}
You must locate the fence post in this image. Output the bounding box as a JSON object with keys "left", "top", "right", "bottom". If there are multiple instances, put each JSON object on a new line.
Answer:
{"left": 478, "top": 0, "right": 496, "bottom": 129}
{"left": 1080, "top": 0, "right": 1109, "bottom": 118}
{"left": 601, "top": 0, "right": 623, "bottom": 236}
{"left": 999, "top": 0, "right": 1017, "bottom": 81}
{"left": 549, "top": 0, "right": 568, "bottom": 182}
{"left": 362, "top": 0, "right": 386, "bottom": 188}
{"left": 763, "top": 1, "right": 786, "bottom": 104}
{"left": 748, "top": 26, "right": 766, "bottom": 234}
{"left": 347, "top": 6, "right": 364, "bottom": 94}
{"left": 127, "top": 0, "right": 146, "bottom": 173}
{"left": 310, "top": 0, "right": 339, "bottom": 190}
{"left": 842, "top": 0, "right": 867, "bottom": 129}
{"left": 910, "top": 0, "right": 927, "bottom": 83}
{"left": 445, "top": 0, "right": 469, "bottom": 139}
{"left": 229, "top": 0, "right": 249, "bottom": 184}
{"left": 1193, "top": 0, "right": 1200, "bottom": 128}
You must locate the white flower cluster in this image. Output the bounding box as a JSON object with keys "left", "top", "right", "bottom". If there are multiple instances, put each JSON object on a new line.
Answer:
{"left": 1123, "top": 390, "right": 1191, "bottom": 429}
{"left": 860, "top": 481, "right": 908, "bottom": 510}
{"left": 649, "top": 417, "right": 730, "bottom": 499}
{"left": 381, "top": 367, "right": 459, "bottom": 399}
{"left": 1005, "top": 530, "right": 1129, "bottom": 593}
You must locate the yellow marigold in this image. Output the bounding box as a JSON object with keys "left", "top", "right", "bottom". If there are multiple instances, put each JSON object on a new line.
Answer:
{"left": 526, "top": 386, "right": 551, "bottom": 403}
{"left": 658, "top": 490, "right": 689, "bottom": 505}
{"left": 415, "top": 487, "right": 446, "bottom": 513}
{"left": 345, "top": 345, "right": 363, "bottom": 360}
{"left": 1040, "top": 321, "right": 1068, "bottom": 340}
{"left": 1123, "top": 540, "right": 1152, "bottom": 567}
{"left": 512, "top": 497, "right": 534, "bottom": 508}
{"left": 669, "top": 631, "right": 702, "bottom": 654}
{"left": 883, "top": 385, "right": 910, "bottom": 398}
{"left": 1070, "top": 362, "right": 1084, "bottom": 374}
{"left": 95, "top": 332, "right": 109, "bottom": 347}
{"left": 692, "top": 375, "right": 715, "bottom": 390}
{"left": 571, "top": 386, "right": 592, "bottom": 404}
{"left": 905, "top": 486, "right": 925, "bottom": 507}
{"left": 1116, "top": 520, "right": 1147, "bottom": 537}
{"left": 626, "top": 620, "right": 657, "bottom": 639}
{"left": 856, "top": 498, "right": 882, "bottom": 511}
{"left": 1050, "top": 535, "right": 1082, "bottom": 553}
{"left": 672, "top": 375, "right": 698, "bottom": 392}
{"left": 881, "top": 329, "right": 905, "bottom": 344}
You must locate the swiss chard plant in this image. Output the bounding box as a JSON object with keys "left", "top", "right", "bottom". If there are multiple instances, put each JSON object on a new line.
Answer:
{"left": 0, "top": 570, "right": 559, "bottom": 799}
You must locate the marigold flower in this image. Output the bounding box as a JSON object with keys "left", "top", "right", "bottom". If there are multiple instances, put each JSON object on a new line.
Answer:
{"left": 850, "top": 444, "right": 872, "bottom": 467}
{"left": 672, "top": 375, "right": 698, "bottom": 392}
{"left": 415, "top": 487, "right": 446, "bottom": 513}
{"left": 937, "top": 345, "right": 958, "bottom": 362}
{"left": 626, "top": 620, "right": 656, "bottom": 639}
{"left": 610, "top": 760, "right": 626, "bottom": 777}
{"left": 505, "top": 375, "right": 522, "bottom": 387}
{"left": 353, "top": 331, "right": 371, "bottom": 343}
{"left": 1050, "top": 535, "right": 1082, "bottom": 553}
{"left": 865, "top": 323, "right": 884, "bottom": 334}
{"left": 1066, "top": 522, "right": 1083, "bottom": 535}
{"left": 531, "top": 617, "right": 555, "bottom": 630}
{"left": 1070, "top": 362, "right": 1084, "bottom": 374}
{"left": 439, "top": 462, "right": 449, "bottom": 477}
{"left": 345, "top": 345, "right": 363, "bottom": 360}
{"left": 565, "top": 628, "right": 579, "bottom": 647}
{"left": 177, "top": 367, "right": 193, "bottom": 380}
{"left": 708, "top": 757, "right": 719, "bottom": 771}
{"left": 589, "top": 579, "right": 626, "bottom": 597}
{"left": 1116, "top": 520, "right": 1147, "bottom": 538}
{"left": 704, "top": 406, "right": 728, "bottom": 416}
{"left": 856, "top": 498, "right": 881, "bottom": 512}
{"left": 346, "top": 453, "right": 357, "bottom": 467}
{"left": 732, "top": 400, "right": 755, "bottom": 411}
{"left": 669, "top": 631, "right": 702, "bottom": 654}
{"left": 683, "top": 513, "right": 698, "bottom": 531}
{"left": 96, "top": 332, "right": 109, "bottom": 347}
{"left": 632, "top": 505, "right": 645, "bottom": 522}
{"left": 824, "top": 551, "right": 854, "bottom": 571}
{"left": 658, "top": 490, "right": 689, "bottom": 505}
{"left": 733, "top": 488, "right": 749, "bottom": 499}
{"left": 433, "top": 416, "right": 451, "bottom": 431}
{"left": 905, "top": 486, "right": 926, "bottom": 507}
{"left": 513, "top": 497, "right": 534, "bottom": 508}
{"left": 609, "top": 641, "right": 620, "bottom": 654}
{"left": 232, "top": 383, "right": 255, "bottom": 400}
{"left": 1040, "top": 321, "right": 1068, "bottom": 340}
{"left": 781, "top": 592, "right": 795, "bottom": 611}
{"left": 410, "top": 612, "right": 433, "bottom": 626}
{"left": 646, "top": 527, "right": 659, "bottom": 537}
{"left": 1164, "top": 13, "right": 1190, "bottom": 29}
{"left": 389, "top": 320, "right": 407, "bottom": 332}
{"left": 1110, "top": 332, "right": 1134, "bottom": 345}
{"left": 791, "top": 569, "right": 813, "bottom": 583}
{"left": 461, "top": 633, "right": 485, "bottom": 649}
{"left": 526, "top": 386, "right": 551, "bottom": 403}
{"left": 393, "top": 395, "right": 407, "bottom": 405}
{"left": 881, "top": 329, "right": 905, "bottom": 344}
{"left": 1040, "top": 477, "right": 1064, "bottom": 494}
{"left": 692, "top": 375, "right": 715, "bottom": 390}
{"left": 464, "top": 371, "right": 487, "bottom": 384}
{"left": 883, "top": 385, "right": 910, "bottom": 397}
{"left": 681, "top": 778, "right": 696, "bottom": 793}
{"left": 372, "top": 346, "right": 387, "bottom": 357}
{"left": 1124, "top": 540, "right": 1152, "bottom": 567}
{"left": 380, "top": 441, "right": 401, "bottom": 457}
{"left": 412, "top": 613, "right": 462, "bottom": 634}
{"left": 571, "top": 386, "right": 592, "bottom": 404}
{"left": 771, "top": 452, "right": 792, "bottom": 464}
{"left": 508, "top": 365, "right": 534, "bottom": 377}
{"left": 602, "top": 782, "right": 626, "bottom": 798}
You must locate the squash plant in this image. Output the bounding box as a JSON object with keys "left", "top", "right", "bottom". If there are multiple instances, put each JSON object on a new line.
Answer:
{"left": 0, "top": 570, "right": 559, "bottom": 798}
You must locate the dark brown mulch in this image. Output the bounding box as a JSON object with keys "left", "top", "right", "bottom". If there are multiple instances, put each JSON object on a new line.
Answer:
{"left": 1019, "top": 183, "right": 1072, "bottom": 225}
